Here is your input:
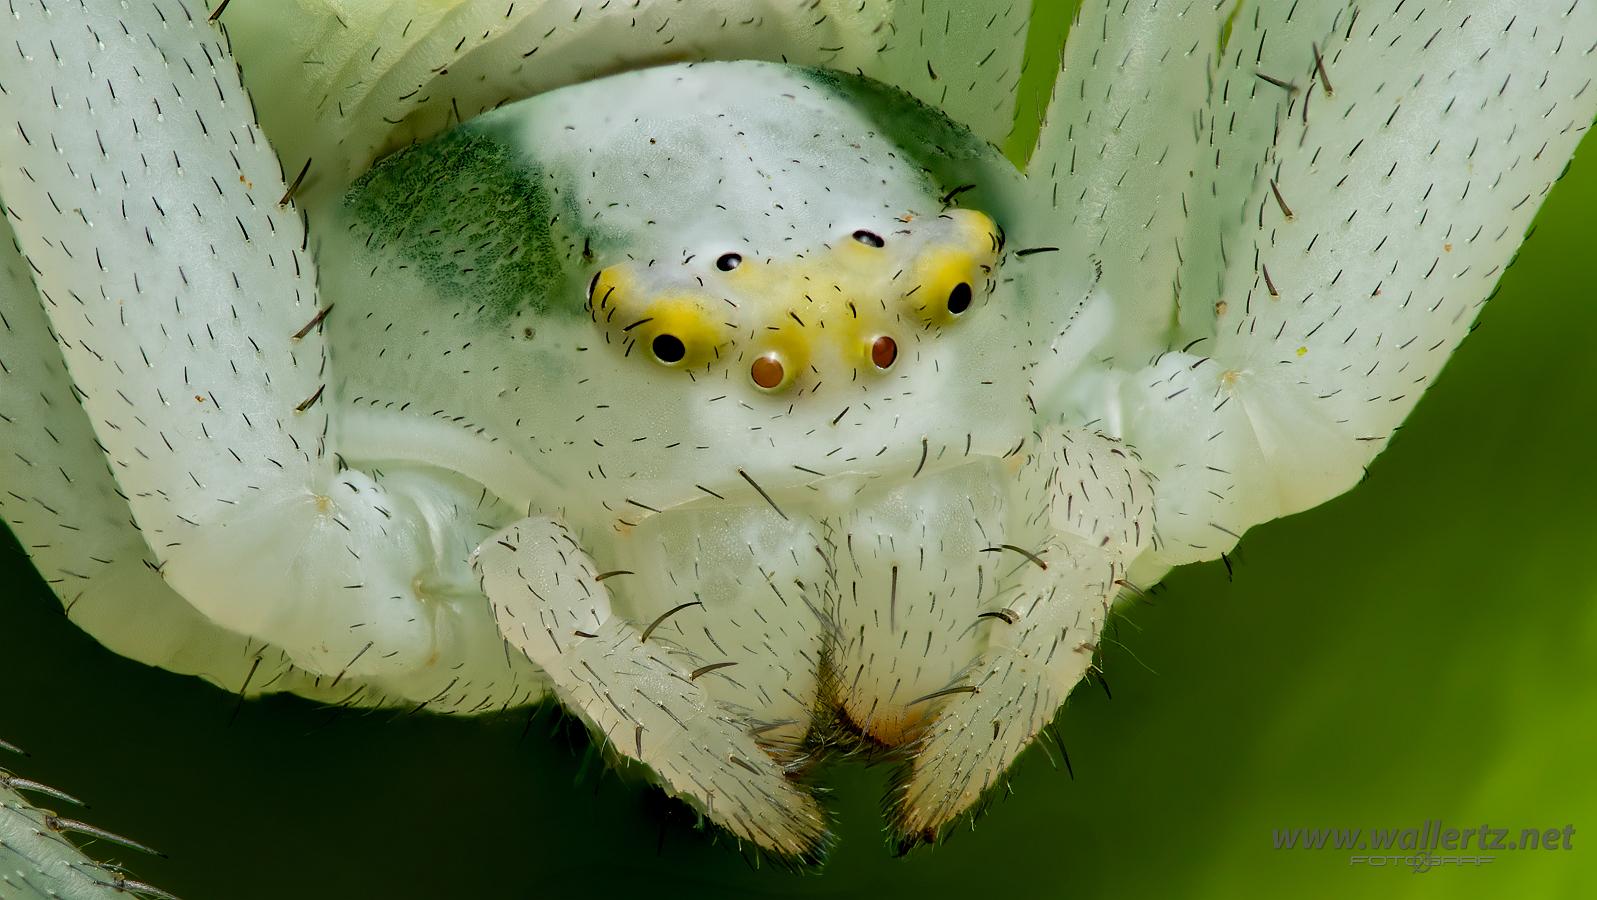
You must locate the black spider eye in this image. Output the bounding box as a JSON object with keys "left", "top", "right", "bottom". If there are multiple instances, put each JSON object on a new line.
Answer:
{"left": 852, "top": 229, "right": 884, "bottom": 248}
{"left": 947, "top": 282, "right": 973, "bottom": 315}
{"left": 715, "top": 253, "right": 742, "bottom": 271}
{"left": 651, "top": 334, "right": 686, "bottom": 364}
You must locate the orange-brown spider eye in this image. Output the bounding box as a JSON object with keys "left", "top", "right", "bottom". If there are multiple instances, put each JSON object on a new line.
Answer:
{"left": 870, "top": 336, "right": 898, "bottom": 370}
{"left": 750, "top": 354, "right": 785, "bottom": 390}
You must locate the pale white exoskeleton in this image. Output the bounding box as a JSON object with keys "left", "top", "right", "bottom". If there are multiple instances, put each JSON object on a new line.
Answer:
{"left": 0, "top": 0, "right": 1592, "bottom": 872}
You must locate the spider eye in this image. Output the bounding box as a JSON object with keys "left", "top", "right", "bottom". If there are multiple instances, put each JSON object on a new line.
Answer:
{"left": 946, "top": 282, "right": 972, "bottom": 315}
{"left": 869, "top": 335, "right": 898, "bottom": 370}
{"left": 716, "top": 253, "right": 743, "bottom": 272}
{"left": 852, "top": 229, "right": 885, "bottom": 248}
{"left": 750, "top": 353, "right": 790, "bottom": 391}
{"left": 590, "top": 270, "right": 727, "bottom": 370}
{"left": 902, "top": 209, "right": 999, "bottom": 327}
{"left": 651, "top": 334, "right": 686, "bottom": 365}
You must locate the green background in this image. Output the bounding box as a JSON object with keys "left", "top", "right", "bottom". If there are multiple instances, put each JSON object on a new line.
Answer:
{"left": 4, "top": 4, "right": 1595, "bottom": 897}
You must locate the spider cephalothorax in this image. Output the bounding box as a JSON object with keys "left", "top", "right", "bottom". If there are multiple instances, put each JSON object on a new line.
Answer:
{"left": 325, "top": 64, "right": 1037, "bottom": 531}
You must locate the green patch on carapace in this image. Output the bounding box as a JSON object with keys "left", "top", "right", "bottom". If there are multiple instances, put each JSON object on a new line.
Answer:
{"left": 344, "top": 124, "right": 589, "bottom": 322}
{"left": 800, "top": 67, "right": 1025, "bottom": 245}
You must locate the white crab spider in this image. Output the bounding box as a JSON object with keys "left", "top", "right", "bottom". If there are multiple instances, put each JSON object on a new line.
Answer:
{"left": 0, "top": 0, "right": 1591, "bottom": 872}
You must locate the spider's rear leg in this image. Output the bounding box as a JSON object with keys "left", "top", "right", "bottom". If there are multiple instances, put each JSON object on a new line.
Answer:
{"left": 472, "top": 517, "right": 831, "bottom": 861}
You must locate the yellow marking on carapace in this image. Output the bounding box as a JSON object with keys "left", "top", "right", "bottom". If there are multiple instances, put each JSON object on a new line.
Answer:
{"left": 594, "top": 209, "right": 1002, "bottom": 391}
{"left": 641, "top": 294, "right": 731, "bottom": 368}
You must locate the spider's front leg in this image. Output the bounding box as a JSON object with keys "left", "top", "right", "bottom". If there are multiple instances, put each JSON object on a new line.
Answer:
{"left": 1026, "top": 0, "right": 1597, "bottom": 582}
{"left": 0, "top": 1, "right": 544, "bottom": 706}
{"left": 471, "top": 517, "right": 830, "bottom": 861}
{"left": 889, "top": 431, "right": 1152, "bottom": 847}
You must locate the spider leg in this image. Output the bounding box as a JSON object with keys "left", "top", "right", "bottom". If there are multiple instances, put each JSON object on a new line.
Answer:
{"left": 473, "top": 517, "right": 831, "bottom": 862}
{"left": 0, "top": 1, "right": 542, "bottom": 707}
{"left": 2, "top": 204, "right": 301, "bottom": 692}
{"left": 0, "top": 761, "right": 170, "bottom": 900}
{"left": 1108, "top": 1, "right": 1597, "bottom": 575}
{"left": 220, "top": 0, "right": 1030, "bottom": 210}
{"left": 889, "top": 430, "right": 1153, "bottom": 846}
{"left": 1022, "top": 3, "right": 1596, "bottom": 575}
